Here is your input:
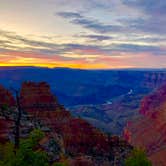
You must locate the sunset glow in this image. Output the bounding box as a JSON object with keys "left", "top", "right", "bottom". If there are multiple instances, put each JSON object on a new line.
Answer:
{"left": 0, "top": 0, "right": 165, "bottom": 69}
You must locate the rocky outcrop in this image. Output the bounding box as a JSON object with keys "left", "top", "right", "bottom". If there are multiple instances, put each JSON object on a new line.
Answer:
{"left": 20, "top": 82, "right": 60, "bottom": 112}
{"left": 124, "top": 84, "right": 166, "bottom": 166}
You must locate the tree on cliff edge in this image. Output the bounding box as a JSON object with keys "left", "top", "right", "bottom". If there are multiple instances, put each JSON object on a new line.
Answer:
{"left": 0, "top": 88, "right": 22, "bottom": 150}
{"left": 12, "top": 88, "right": 22, "bottom": 150}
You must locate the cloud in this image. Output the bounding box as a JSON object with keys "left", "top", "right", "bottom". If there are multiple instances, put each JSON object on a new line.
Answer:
{"left": 57, "top": 11, "right": 123, "bottom": 33}
{"left": 123, "top": 0, "right": 166, "bottom": 15}
{"left": 113, "top": 43, "right": 166, "bottom": 55}
{"left": 0, "top": 29, "right": 107, "bottom": 59}
{"left": 0, "top": 0, "right": 166, "bottom": 69}
{"left": 0, "top": 35, "right": 166, "bottom": 69}
{"left": 122, "top": 0, "right": 166, "bottom": 34}
{"left": 75, "top": 34, "right": 113, "bottom": 41}
{"left": 0, "top": 29, "right": 165, "bottom": 66}
{"left": 57, "top": 12, "right": 82, "bottom": 19}
{"left": 57, "top": 0, "right": 166, "bottom": 35}
{"left": 55, "top": 0, "right": 114, "bottom": 11}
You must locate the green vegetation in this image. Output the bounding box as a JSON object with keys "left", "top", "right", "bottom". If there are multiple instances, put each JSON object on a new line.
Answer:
{"left": 0, "top": 129, "right": 49, "bottom": 166}
{"left": 52, "top": 162, "right": 68, "bottom": 166}
{"left": 0, "top": 129, "right": 68, "bottom": 166}
{"left": 125, "top": 148, "right": 152, "bottom": 166}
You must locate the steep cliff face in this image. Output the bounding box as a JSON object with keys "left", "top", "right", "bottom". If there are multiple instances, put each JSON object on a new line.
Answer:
{"left": 0, "top": 85, "right": 15, "bottom": 107}
{"left": 124, "top": 84, "right": 166, "bottom": 166}
{"left": 20, "top": 82, "right": 59, "bottom": 112}
{"left": 0, "top": 85, "right": 15, "bottom": 142}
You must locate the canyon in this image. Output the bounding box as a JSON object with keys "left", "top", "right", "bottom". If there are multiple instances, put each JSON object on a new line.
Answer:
{"left": 1, "top": 67, "right": 166, "bottom": 135}
{"left": 124, "top": 84, "right": 166, "bottom": 166}
{"left": 0, "top": 81, "right": 132, "bottom": 165}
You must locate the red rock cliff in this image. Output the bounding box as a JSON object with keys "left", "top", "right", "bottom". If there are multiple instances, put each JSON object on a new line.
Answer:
{"left": 20, "top": 82, "right": 59, "bottom": 112}
{"left": 0, "top": 85, "right": 15, "bottom": 142}
{"left": 0, "top": 85, "right": 15, "bottom": 107}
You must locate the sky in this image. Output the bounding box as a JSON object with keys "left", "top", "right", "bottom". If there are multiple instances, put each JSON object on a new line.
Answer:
{"left": 0, "top": 0, "right": 166, "bottom": 69}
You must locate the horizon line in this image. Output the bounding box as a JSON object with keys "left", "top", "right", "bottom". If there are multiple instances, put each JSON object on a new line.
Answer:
{"left": 0, "top": 66, "right": 166, "bottom": 71}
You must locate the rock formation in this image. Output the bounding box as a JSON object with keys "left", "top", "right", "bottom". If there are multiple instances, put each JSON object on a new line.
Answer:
{"left": 0, "top": 85, "right": 15, "bottom": 142}
{"left": 0, "top": 85, "right": 15, "bottom": 107}
{"left": 20, "top": 81, "right": 59, "bottom": 112}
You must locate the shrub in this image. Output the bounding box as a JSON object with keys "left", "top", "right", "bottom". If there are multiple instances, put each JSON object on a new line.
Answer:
{"left": 0, "top": 129, "right": 49, "bottom": 166}
{"left": 125, "top": 148, "right": 152, "bottom": 166}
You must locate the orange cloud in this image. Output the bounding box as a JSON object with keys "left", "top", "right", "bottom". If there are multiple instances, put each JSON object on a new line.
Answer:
{"left": 1, "top": 51, "right": 166, "bottom": 69}
{"left": 0, "top": 51, "right": 109, "bottom": 69}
